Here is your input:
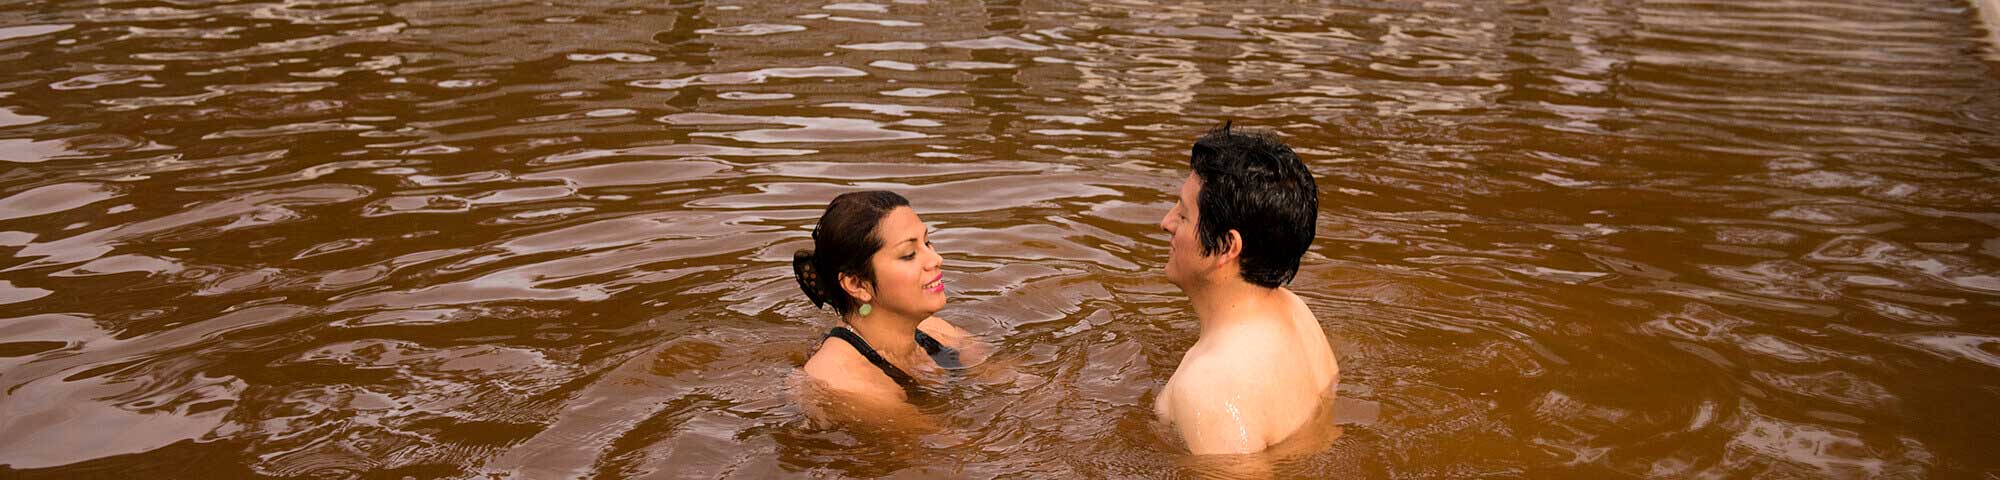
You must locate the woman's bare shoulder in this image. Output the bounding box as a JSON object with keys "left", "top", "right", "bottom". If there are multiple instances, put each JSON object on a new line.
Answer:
{"left": 918, "top": 316, "right": 976, "bottom": 346}
{"left": 794, "top": 343, "right": 935, "bottom": 434}
{"left": 803, "top": 339, "right": 904, "bottom": 400}
{"left": 918, "top": 316, "right": 991, "bottom": 361}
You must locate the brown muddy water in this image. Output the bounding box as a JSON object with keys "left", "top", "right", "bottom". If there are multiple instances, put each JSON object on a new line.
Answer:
{"left": 1, "top": 0, "right": 1998, "bottom": 478}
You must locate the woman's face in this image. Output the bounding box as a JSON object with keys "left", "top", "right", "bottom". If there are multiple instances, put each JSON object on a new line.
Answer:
{"left": 861, "top": 207, "right": 946, "bottom": 319}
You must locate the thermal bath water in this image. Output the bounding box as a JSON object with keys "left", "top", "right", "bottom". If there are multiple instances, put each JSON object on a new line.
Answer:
{"left": 1, "top": 0, "right": 1998, "bottom": 477}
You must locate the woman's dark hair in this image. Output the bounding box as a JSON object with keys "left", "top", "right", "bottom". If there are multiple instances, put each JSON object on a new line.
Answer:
{"left": 1189, "top": 124, "right": 1318, "bottom": 288}
{"left": 793, "top": 191, "right": 911, "bottom": 316}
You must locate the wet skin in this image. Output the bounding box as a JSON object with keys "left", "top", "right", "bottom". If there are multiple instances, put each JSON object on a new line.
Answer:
{"left": 799, "top": 207, "right": 979, "bottom": 420}
{"left": 1154, "top": 173, "right": 1340, "bottom": 455}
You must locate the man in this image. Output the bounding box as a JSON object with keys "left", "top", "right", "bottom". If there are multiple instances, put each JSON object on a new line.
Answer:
{"left": 1155, "top": 125, "right": 1339, "bottom": 455}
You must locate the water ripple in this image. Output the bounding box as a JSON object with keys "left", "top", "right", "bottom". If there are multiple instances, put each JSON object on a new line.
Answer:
{"left": 0, "top": 0, "right": 1996, "bottom": 476}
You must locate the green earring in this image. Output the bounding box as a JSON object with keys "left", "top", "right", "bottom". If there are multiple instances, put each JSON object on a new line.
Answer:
{"left": 858, "top": 303, "right": 872, "bottom": 316}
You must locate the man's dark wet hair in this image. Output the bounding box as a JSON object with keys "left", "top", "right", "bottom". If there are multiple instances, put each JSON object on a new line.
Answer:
{"left": 1188, "top": 124, "right": 1318, "bottom": 288}
{"left": 794, "top": 191, "right": 910, "bottom": 316}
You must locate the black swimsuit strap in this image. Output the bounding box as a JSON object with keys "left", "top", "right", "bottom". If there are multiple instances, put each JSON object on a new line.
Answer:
{"left": 914, "top": 329, "right": 943, "bottom": 355}
{"left": 826, "top": 326, "right": 919, "bottom": 387}
{"left": 915, "top": 330, "right": 960, "bottom": 368}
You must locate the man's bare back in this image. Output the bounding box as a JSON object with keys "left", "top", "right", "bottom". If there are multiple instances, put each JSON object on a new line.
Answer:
{"left": 1154, "top": 288, "right": 1337, "bottom": 454}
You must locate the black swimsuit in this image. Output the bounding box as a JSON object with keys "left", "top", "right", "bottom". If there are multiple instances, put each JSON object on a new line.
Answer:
{"left": 824, "top": 326, "right": 962, "bottom": 388}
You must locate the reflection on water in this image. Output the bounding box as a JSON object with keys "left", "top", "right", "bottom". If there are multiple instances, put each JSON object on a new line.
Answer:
{"left": 1, "top": 0, "right": 1998, "bottom": 477}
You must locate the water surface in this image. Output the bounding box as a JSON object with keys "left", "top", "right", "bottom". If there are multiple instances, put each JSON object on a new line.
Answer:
{"left": 2, "top": 0, "right": 1998, "bottom": 477}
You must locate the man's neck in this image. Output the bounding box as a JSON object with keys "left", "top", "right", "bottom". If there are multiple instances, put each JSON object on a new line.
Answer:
{"left": 842, "top": 312, "right": 924, "bottom": 363}
{"left": 1187, "top": 277, "right": 1285, "bottom": 339}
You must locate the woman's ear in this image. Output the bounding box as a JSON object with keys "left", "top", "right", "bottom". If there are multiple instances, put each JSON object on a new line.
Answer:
{"left": 840, "top": 272, "right": 874, "bottom": 304}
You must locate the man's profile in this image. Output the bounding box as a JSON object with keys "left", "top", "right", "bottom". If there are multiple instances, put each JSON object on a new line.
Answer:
{"left": 1154, "top": 125, "right": 1339, "bottom": 455}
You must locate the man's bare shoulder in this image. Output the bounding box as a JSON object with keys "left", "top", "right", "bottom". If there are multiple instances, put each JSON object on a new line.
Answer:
{"left": 1275, "top": 287, "right": 1340, "bottom": 389}
{"left": 1176, "top": 333, "right": 1287, "bottom": 393}
{"left": 1165, "top": 352, "right": 1257, "bottom": 396}
{"left": 1159, "top": 300, "right": 1336, "bottom": 454}
{"left": 1159, "top": 358, "right": 1273, "bottom": 454}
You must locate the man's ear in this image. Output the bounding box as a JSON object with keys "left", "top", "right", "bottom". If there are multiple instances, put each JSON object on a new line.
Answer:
{"left": 840, "top": 272, "right": 874, "bottom": 304}
{"left": 1215, "top": 229, "right": 1244, "bottom": 265}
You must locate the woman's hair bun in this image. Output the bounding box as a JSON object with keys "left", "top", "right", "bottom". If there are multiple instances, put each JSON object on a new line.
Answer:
{"left": 793, "top": 249, "right": 828, "bottom": 308}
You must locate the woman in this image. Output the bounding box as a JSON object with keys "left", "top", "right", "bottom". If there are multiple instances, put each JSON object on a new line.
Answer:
{"left": 793, "top": 191, "right": 982, "bottom": 413}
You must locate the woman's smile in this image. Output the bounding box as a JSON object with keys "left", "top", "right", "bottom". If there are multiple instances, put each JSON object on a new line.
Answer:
{"left": 924, "top": 273, "right": 944, "bottom": 293}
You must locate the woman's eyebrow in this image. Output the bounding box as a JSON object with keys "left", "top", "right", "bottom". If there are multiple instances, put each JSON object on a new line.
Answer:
{"left": 893, "top": 228, "right": 933, "bottom": 247}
